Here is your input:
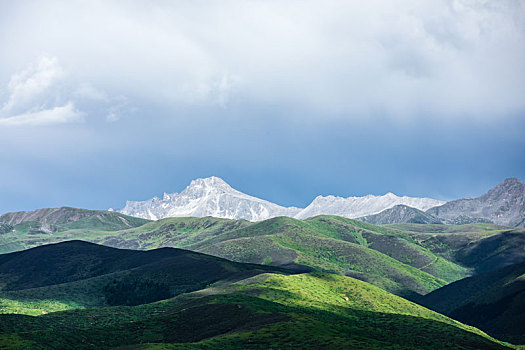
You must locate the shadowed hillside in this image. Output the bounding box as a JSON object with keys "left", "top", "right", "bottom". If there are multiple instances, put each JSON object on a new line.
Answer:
{"left": 0, "top": 241, "right": 288, "bottom": 312}
{"left": 0, "top": 242, "right": 515, "bottom": 349}
{"left": 386, "top": 223, "right": 525, "bottom": 274}
{"left": 91, "top": 215, "right": 470, "bottom": 297}
{"left": 419, "top": 260, "right": 525, "bottom": 344}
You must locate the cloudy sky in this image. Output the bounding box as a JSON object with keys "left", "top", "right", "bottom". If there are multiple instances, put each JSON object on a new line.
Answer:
{"left": 0, "top": 0, "right": 524, "bottom": 213}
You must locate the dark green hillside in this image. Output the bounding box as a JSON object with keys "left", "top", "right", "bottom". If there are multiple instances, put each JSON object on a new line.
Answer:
{"left": 0, "top": 241, "right": 288, "bottom": 313}
{"left": 92, "top": 215, "right": 468, "bottom": 297}
{"left": 97, "top": 216, "right": 251, "bottom": 250}
{"left": 419, "top": 260, "right": 525, "bottom": 344}
{"left": 0, "top": 223, "right": 13, "bottom": 234}
{"left": 0, "top": 214, "right": 472, "bottom": 297}
{"left": 14, "top": 213, "right": 525, "bottom": 299}
{"left": 386, "top": 223, "right": 525, "bottom": 274}
{"left": 0, "top": 269, "right": 515, "bottom": 349}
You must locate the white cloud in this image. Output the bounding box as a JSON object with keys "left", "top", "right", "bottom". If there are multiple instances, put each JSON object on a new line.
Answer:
{"left": 73, "top": 83, "right": 108, "bottom": 101}
{"left": 0, "top": 0, "right": 523, "bottom": 122}
{"left": 0, "top": 55, "right": 85, "bottom": 127}
{"left": 0, "top": 102, "right": 84, "bottom": 126}
{"left": 1, "top": 56, "right": 64, "bottom": 114}
{"left": 0, "top": 56, "right": 129, "bottom": 126}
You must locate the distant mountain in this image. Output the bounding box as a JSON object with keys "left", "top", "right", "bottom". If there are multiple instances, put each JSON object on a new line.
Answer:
{"left": 358, "top": 205, "right": 443, "bottom": 225}
{"left": 427, "top": 178, "right": 525, "bottom": 227}
{"left": 419, "top": 260, "right": 525, "bottom": 344}
{"left": 0, "top": 207, "right": 150, "bottom": 234}
{"left": 117, "top": 176, "right": 301, "bottom": 221}
{"left": 116, "top": 176, "right": 445, "bottom": 221}
{"left": 295, "top": 193, "right": 444, "bottom": 220}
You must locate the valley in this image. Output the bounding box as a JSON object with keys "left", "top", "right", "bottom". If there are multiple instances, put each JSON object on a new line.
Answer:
{"left": 0, "top": 177, "right": 524, "bottom": 348}
{"left": 0, "top": 242, "right": 518, "bottom": 349}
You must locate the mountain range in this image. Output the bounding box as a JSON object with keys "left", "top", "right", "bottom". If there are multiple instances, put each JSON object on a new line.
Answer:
{"left": 1, "top": 179, "right": 525, "bottom": 347}
{"left": 115, "top": 176, "right": 525, "bottom": 227}
{"left": 427, "top": 177, "right": 525, "bottom": 227}
{"left": 115, "top": 176, "right": 445, "bottom": 221}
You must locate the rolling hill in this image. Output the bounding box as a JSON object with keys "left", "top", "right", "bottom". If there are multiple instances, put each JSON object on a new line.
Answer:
{"left": 0, "top": 207, "right": 150, "bottom": 254}
{"left": 0, "top": 206, "right": 150, "bottom": 235}
{"left": 0, "top": 214, "right": 478, "bottom": 297}
{"left": 0, "top": 242, "right": 515, "bottom": 349}
{"left": 419, "top": 260, "right": 525, "bottom": 344}
{"left": 385, "top": 223, "right": 525, "bottom": 274}
{"left": 3, "top": 209, "right": 525, "bottom": 306}
{"left": 0, "top": 240, "right": 288, "bottom": 312}
{"left": 88, "top": 215, "right": 470, "bottom": 298}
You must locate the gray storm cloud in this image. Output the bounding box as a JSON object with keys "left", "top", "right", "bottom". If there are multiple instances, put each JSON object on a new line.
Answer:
{"left": 0, "top": 0, "right": 524, "bottom": 124}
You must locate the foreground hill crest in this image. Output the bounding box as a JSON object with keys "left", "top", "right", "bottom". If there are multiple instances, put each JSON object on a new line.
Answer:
{"left": 116, "top": 176, "right": 445, "bottom": 221}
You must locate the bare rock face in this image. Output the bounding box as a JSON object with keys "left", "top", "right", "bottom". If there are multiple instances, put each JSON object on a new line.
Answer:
{"left": 427, "top": 178, "right": 525, "bottom": 227}
{"left": 358, "top": 205, "right": 444, "bottom": 225}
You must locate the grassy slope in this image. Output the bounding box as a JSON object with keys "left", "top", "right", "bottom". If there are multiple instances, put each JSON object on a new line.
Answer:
{"left": 1, "top": 215, "right": 471, "bottom": 297}
{"left": 0, "top": 207, "right": 150, "bottom": 254}
{"left": 1, "top": 207, "right": 150, "bottom": 234}
{"left": 0, "top": 272, "right": 518, "bottom": 349}
{"left": 386, "top": 223, "right": 525, "bottom": 274}
{"left": 419, "top": 260, "right": 525, "bottom": 344}
{"left": 134, "top": 216, "right": 469, "bottom": 295}
{"left": 0, "top": 241, "right": 289, "bottom": 313}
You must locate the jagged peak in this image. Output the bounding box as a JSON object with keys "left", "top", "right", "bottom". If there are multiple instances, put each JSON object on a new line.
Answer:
{"left": 500, "top": 177, "right": 523, "bottom": 186}
{"left": 187, "top": 176, "right": 232, "bottom": 190}
{"left": 486, "top": 177, "right": 524, "bottom": 195}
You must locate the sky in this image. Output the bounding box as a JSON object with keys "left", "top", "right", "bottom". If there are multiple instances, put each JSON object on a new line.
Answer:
{"left": 0, "top": 0, "right": 524, "bottom": 213}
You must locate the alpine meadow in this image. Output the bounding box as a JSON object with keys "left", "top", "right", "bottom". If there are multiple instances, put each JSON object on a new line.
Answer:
{"left": 1, "top": 1, "right": 524, "bottom": 349}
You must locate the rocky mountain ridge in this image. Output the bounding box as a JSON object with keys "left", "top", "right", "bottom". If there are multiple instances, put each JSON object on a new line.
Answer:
{"left": 427, "top": 178, "right": 525, "bottom": 227}
{"left": 358, "top": 205, "right": 444, "bottom": 225}
{"left": 116, "top": 176, "right": 445, "bottom": 221}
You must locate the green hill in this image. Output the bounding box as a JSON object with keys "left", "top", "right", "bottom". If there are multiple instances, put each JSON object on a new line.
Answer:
{"left": 0, "top": 279, "right": 515, "bottom": 349}
{"left": 0, "top": 207, "right": 150, "bottom": 254}
{"left": 0, "top": 215, "right": 473, "bottom": 297}
{"left": 90, "top": 215, "right": 469, "bottom": 297}
{"left": 0, "top": 242, "right": 516, "bottom": 349}
{"left": 386, "top": 223, "right": 525, "bottom": 274}
{"left": 0, "top": 241, "right": 288, "bottom": 313}
{"left": 419, "top": 260, "right": 525, "bottom": 344}
{"left": 0, "top": 207, "right": 150, "bottom": 233}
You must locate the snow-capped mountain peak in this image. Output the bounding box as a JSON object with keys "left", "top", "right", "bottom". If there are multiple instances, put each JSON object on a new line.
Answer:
{"left": 116, "top": 176, "right": 445, "bottom": 222}
{"left": 118, "top": 176, "right": 301, "bottom": 221}
{"left": 293, "top": 192, "right": 445, "bottom": 219}
{"left": 186, "top": 176, "right": 232, "bottom": 191}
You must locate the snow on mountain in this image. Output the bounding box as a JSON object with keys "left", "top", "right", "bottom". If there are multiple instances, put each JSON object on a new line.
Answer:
{"left": 116, "top": 176, "right": 445, "bottom": 222}
{"left": 118, "top": 176, "right": 301, "bottom": 221}
{"left": 294, "top": 193, "right": 445, "bottom": 219}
